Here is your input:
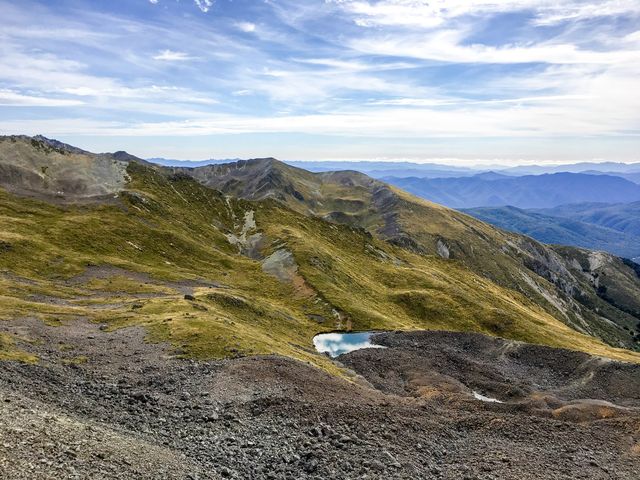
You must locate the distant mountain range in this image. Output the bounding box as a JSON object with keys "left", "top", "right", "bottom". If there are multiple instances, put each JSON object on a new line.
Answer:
{"left": 285, "top": 161, "right": 480, "bottom": 180}
{"left": 147, "top": 157, "right": 243, "bottom": 168}
{"left": 535, "top": 202, "right": 640, "bottom": 237}
{"left": 149, "top": 157, "right": 640, "bottom": 183}
{"left": 385, "top": 173, "right": 640, "bottom": 209}
{"left": 619, "top": 172, "right": 640, "bottom": 184}
{"left": 148, "top": 158, "right": 481, "bottom": 179}
{"left": 464, "top": 205, "right": 640, "bottom": 262}
{"left": 500, "top": 161, "right": 640, "bottom": 175}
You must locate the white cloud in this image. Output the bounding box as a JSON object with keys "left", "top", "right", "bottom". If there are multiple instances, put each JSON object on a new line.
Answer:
{"left": 149, "top": 0, "right": 215, "bottom": 13}
{"left": 367, "top": 94, "right": 593, "bottom": 107}
{"left": 0, "top": 46, "right": 219, "bottom": 119}
{"left": 348, "top": 28, "right": 640, "bottom": 65}
{"left": 4, "top": 86, "right": 637, "bottom": 138}
{"left": 193, "top": 0, "right": 213, "bottom": 13}
{"left": 297, "top": 57, "right": 415, "bottom": 71}
{"left": 624, "top": 31, "right": 640, "bottom": 44}
{"left": 241, "top": 63, "right": 424, "bottom": 104}
{"left": 152, "top": 50, "right": 194, "bottom": 61}
{"left": 0, "top": 0, "right": 637, "bottom": 161}
{"left": 532, "top": 0, "right": 640, "bottom": 26}
{"left": 328, "top": 1, "right": 640, "bottom": 28}
{"left": 235, "top": 22, "right": 256, "bottom": 33}
{"left": 0, "top": 89, "right": 84, "bottom": 107}
{"left": 0, "top": 44, "right": 120, "bottom": 94}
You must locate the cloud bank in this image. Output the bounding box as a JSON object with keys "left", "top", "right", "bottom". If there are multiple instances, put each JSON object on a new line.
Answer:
{"left": 0, "top": 0, "right": 638, "bottom": 161}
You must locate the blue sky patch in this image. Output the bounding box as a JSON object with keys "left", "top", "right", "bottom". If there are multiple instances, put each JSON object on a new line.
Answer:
{"left": 0, "top": 0, "right": 638, "bottom": 164}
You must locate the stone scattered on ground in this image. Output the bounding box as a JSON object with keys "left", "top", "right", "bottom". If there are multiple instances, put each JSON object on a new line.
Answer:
{"left": 1, "top": 320, "right": 639, "bottom": 479}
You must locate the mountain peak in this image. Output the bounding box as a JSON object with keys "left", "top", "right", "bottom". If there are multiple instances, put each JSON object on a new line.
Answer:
{"left": 0, "top": 135, "right": 131, "bottom": 201}
{"left": 108, "top": 150, "right": 148, "bottom": 164}
{"left": 247, "top": 157, "right": 280, "bottom": 164}
{"left": 32, "top": 135, "right": 90, "bottom": 155}
{"left": 232, "top": 157, "right": 282, "bottom": 171}
{"left": 0, "top": 134, "right": 90, "bottom": 156}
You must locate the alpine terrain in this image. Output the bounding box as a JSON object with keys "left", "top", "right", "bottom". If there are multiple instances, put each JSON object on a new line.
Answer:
{"left": 1, "top": 135, "right": 640, "bottom": 478}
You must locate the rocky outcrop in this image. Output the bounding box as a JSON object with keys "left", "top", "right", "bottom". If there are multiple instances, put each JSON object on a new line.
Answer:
{"left": 262, "top": 249, "right": 298, "bottom": 283}
{"left": 0, "top": 135, "right": 138, "bottom": 201}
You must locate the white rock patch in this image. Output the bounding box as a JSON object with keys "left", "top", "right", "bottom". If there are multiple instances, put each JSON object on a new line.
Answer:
{"left": 472, "top": 391, "right": 503, "bottom": 403}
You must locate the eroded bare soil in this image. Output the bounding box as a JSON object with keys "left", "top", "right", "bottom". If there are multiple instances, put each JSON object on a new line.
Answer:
{"left": 1, "top": 320, "right": 639, "bottom": 479}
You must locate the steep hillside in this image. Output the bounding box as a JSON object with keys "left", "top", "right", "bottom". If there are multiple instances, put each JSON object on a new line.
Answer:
{"left": 2, "top": 136, "right": 640, "bottom": 367}
{"left": 463, "top": 205, "right": 640, "bottom": 260}
{"left": 385, "top": 173, "right": 640, "bottom": 208}
{"left": 171, "top": 155, "right": 640, "bottom": 351}
{"left": 551, "top": 247, "right": 640, "bottom": 340}
{"left": 0, "top": 135, "right": 150, "bottom": 201}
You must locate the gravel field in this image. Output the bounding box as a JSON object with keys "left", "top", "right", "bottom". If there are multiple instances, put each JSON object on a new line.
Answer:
{"left": 1, "top": 319, "right": 639, "bottom": 479}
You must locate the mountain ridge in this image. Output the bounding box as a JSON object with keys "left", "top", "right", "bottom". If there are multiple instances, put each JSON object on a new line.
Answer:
{"left": 535, "top": 202, "right": 640, "bottom": 237}
{"left": 1, "top": 135, "right": 640, "bottom": 366}
{"left": 0, "top": 135, "right": 151, "bottom": 202}
{"left": 165, "top": 148, "right": 640, "bottom": 352}
{"left": 386, "top": 172, "right": 640, "bottom": 208}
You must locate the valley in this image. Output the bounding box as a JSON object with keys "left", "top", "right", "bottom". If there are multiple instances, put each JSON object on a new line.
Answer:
{"left": 2, "top": 1, "right": 640, "bottom": 477}
{"left": 463, "top": 205, "right": 640, "bottom": 262}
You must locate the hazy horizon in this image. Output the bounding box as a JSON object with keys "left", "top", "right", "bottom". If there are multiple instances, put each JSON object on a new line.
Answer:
{"left": 24, "top": 134, "right": 640, "bottom": 168}
{"left": 148, "top": 156, "right": 640, "bottom": 168}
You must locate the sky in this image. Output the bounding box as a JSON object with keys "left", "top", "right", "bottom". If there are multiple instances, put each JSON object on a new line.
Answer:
{"left": 0, "top": 0, "right": 639, "bottom": 165}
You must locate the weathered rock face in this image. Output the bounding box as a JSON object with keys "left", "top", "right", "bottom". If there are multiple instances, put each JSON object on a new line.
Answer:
{"left": 262, "top": 249, "right": 298, "bottom": 283}
{"left": 436, "top": 239, "right": 450, "bottom": 259}
{"left": 225, "top": 209, "right": 267, "bottom": 259}
{"left": 514, "top": 236, "right": 580, "bottom": 296}
{"left": 0, "top": 136, "right": 144, "bottom": 201}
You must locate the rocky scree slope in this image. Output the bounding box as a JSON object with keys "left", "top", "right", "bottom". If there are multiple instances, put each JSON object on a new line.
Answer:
{"left": 2, "top": 323, "right": 640, "bottom": 479}
{"left": 0, "top": 135, "right": 152, "bottom": 201}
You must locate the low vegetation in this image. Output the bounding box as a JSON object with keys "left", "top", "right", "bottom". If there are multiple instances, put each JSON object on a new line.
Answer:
{"left": 2, "top": 151, "right": 640, "bottom": 369}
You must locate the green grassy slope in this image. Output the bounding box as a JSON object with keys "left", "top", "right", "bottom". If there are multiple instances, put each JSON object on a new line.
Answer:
{"left": 175, "top": 158, "right": 640, "bottom": 351}
{"left": 2, "top": 136, "right": 640, "bottom": 368}
{"left": 0, "top": 155, "right": 638, "bottom": 368}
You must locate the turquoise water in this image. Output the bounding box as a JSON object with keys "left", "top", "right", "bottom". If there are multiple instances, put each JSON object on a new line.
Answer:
{"left": 313, "top": 332, "right": 385, "bottom": 358}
